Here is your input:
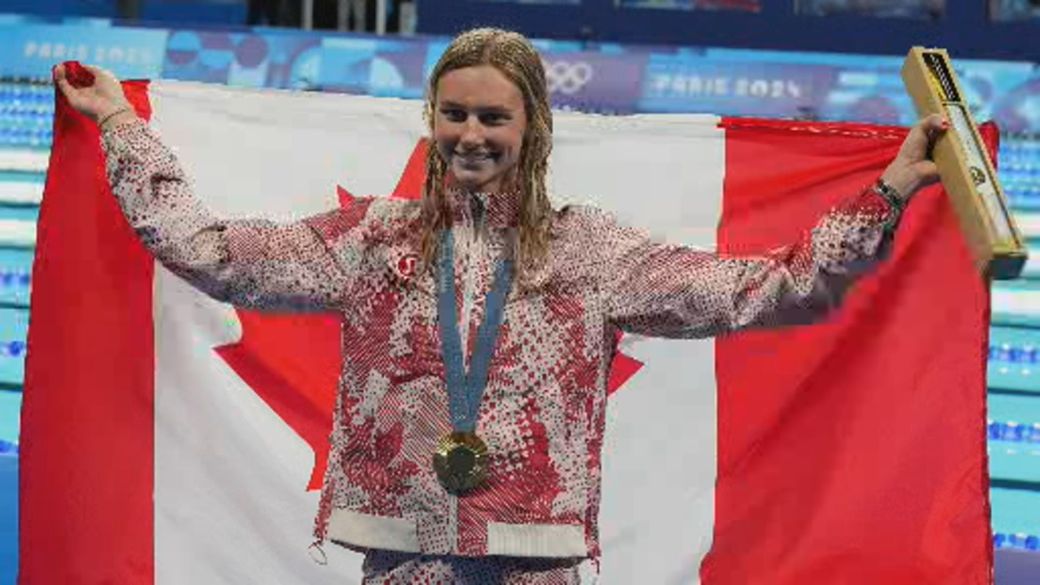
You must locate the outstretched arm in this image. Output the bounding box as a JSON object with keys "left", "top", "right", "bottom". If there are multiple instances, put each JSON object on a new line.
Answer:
{"left": 591, "top": 115, "right": 947, "bottom": 338}
{"left": 56, "top": 63, "right": 354, "bottom": 312}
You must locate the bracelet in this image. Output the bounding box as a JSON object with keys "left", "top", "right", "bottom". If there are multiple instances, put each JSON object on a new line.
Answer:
{"left": 873, "top": 178, "right": 905, "bottom": 233}
{"left": 97, "top": 105, "right": 133, "bottom": 129}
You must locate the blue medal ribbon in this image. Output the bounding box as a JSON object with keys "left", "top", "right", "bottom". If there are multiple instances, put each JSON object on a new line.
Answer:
{"left": 436, "top": 229, "right": 513, "bottom": 433}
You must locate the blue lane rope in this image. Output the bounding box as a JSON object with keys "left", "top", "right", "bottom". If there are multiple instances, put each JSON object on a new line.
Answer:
{"left": 0, "top": 342, "right": 25, "bottom": 358}
{"left": 988, "top": 419, "right": 1040, "bottom": 444}
{"left": 994, "top": 532, "right": 1040, "bottom": 552}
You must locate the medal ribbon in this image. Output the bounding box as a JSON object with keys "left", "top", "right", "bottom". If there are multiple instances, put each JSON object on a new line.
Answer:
{"left": 437, "top": 229, "right": 513, "bottom": 433}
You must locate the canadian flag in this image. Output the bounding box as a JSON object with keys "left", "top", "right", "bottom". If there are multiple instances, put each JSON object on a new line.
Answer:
{"left": 22, "top": 80, "right": 993, "bottom": 584}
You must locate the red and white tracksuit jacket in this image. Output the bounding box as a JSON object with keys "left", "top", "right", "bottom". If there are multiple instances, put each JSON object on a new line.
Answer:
{"left": 102, "top": 118, "right": 896, "bottom": 563}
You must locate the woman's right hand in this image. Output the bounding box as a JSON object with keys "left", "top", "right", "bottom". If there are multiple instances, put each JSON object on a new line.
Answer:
{"left": 53, "top": 63, "right": 135, "bottom": 125}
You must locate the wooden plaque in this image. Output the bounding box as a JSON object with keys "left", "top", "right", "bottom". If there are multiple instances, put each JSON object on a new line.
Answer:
{"left": 902, "top": 47, "right": 1027, "bottom": 280}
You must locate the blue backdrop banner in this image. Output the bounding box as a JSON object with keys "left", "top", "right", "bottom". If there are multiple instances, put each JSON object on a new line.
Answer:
{"left": 0, "top": 18, "right": 1038, "bottom": 130}
{"left": 0, "top": 23, "right": 167, "bottom": 79}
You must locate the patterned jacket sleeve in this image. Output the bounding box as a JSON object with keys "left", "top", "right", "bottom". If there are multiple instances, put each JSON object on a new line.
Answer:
{"left": 578, "top": 187, "right": 895, "bottom": 338}
{"left": 102, "top": 119, "right": 354, "bottom": 312}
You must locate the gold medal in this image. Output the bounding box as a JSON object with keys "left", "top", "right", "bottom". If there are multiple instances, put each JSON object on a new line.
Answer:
{"left": 432, "top": 230, "right": 511, "bottom": 494}
{"left": 433, "top": 432, "right": 489, "bottom": 493}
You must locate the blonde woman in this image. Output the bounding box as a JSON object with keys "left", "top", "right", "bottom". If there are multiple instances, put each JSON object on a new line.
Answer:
{"left": 55, "top": 28, "right": 945, "bottom": 584}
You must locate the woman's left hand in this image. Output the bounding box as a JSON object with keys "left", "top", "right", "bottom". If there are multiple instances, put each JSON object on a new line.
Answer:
{"left": 880, "top": 114, "right": 949, "bottom": 201}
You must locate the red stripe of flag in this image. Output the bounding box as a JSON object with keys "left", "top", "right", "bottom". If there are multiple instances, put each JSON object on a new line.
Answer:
{"left": 704, "top": 118, "right": 993, "bottom": 584}
{"left": 21, "top": 82, "right": 156, "bottom": 584}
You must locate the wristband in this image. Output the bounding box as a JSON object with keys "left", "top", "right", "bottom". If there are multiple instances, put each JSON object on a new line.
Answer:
{"left": 873, "top": 178, "right": 905, "bottom": 233}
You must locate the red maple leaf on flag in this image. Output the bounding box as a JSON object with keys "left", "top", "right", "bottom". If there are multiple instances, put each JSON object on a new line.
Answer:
{"left": 214, "top": 139, "right": 644, "bottom": 491}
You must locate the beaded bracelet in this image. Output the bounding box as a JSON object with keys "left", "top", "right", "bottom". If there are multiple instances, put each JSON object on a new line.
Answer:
{"left": 97, "top": 105, "right": 133, "bottom": 129}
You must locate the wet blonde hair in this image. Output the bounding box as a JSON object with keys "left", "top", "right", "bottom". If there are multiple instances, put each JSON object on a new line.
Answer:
{"left": 419, "top": 27, "right": 554, "bottom": 282}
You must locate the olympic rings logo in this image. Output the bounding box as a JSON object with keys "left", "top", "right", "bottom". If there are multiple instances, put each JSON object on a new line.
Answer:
{"left": 544, "top": 60, "right": 594, "bottom": 96}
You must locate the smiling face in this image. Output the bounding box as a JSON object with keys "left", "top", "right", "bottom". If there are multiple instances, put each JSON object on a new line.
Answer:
{"left": 418, "top": 28, "right": 554, "bottom": 277}
{"left": 433, "top": 65, "right": 528, "bottom": 194}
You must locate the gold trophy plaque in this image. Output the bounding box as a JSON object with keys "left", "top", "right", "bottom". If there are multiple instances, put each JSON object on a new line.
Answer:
{"left": 901, "top": 47, "right": 1027, "bottom": 280}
